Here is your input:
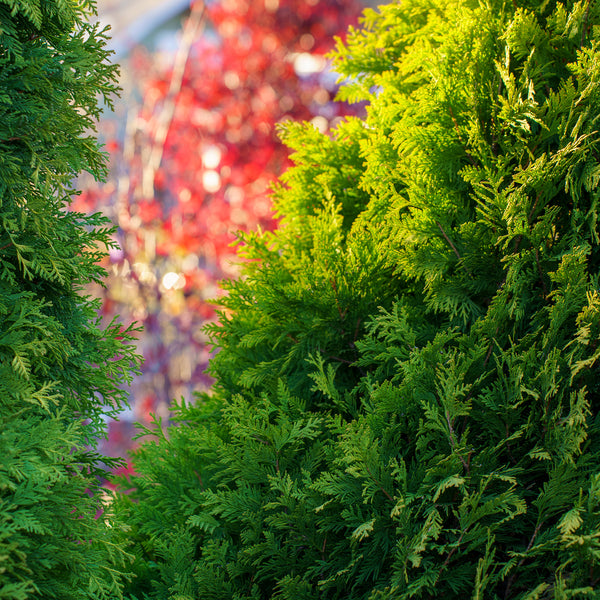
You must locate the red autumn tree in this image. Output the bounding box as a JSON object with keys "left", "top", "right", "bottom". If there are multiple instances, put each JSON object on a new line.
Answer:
{"left": 76, "top": 0, "right": 364, "bottom": 456}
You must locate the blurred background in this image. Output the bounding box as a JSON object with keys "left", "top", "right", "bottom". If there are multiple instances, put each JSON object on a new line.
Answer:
{"left": 79, "top": 0, "right": 369, "bottom": 459}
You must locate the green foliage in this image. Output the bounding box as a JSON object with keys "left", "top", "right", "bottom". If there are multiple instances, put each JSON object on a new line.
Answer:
{"left": 115, "top": 0, "right": 600, "bottom": 598}
{"left": 0, "top": 1, "right": 140, "bottom": 598}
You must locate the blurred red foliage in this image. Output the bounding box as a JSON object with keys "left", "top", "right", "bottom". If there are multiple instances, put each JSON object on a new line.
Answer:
{"left": 76, "top": 0, "right": 364, "bottom": 458}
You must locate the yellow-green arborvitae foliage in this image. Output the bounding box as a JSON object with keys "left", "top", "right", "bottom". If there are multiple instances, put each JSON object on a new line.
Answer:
{"left": 0, "top": 1, "right": 140, "bottom": 598}
{"left": 114, "top": 0, "right": 600, "bottom": 598}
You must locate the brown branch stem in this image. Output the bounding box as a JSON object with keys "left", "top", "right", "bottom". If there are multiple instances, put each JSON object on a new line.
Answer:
{"left": 364, "top": 465, "right": 394, "bottom": 503}
{"left": 527, "top": 191, "right": 542, "bottom": 225}
{"left": 442, "top": 530, "right": 466, "bottom": 570}
{"left": 435, "top": 220, "right": 474, "bottom": 277}
{"left": 504, "top": 523, "right": 542, "bottom": 599}
{"left": 535, "top": 249, "right": 548, "bottom": 297}
{"left": 581, "top": 0, "right": 591, "bottom": 48}
{"left": 446, "top": 410, "right": 470, "bottom": 473}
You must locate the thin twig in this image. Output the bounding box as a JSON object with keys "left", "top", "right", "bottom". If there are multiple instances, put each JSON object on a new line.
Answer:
{"left": 442, "top": 529, "right": 466, "bottom": 569}
{"left": 504, "top": 523, "right": 542, "bottom": 599}
{"left": 448, "top": 106, "right": 476, "bottom": 164}
{"left": 581, "top": 0, "right": 592, "bottom": 48}
{"left": 505, "top": 423, "right": 517, "bottom": 465}
{"left": 483, "top": 340, "right": 494, "bottom": 367}
{"left": 446, "top": 410, "right": 470, "bottom": 473}
{"left": 435, "top": 220, "right": 474, "bottom": 277}
{"left": 513, "top": 234, "right": 523, "bottom": 253}
{"left": 364, "top": 465, "right": 394, "bottom": 502}
{"left": 353, "top": 317, "right": 361, "bottom": 342}
{"left": 326, "top": 354, "right": 355, "bottom": 365}
{"left": 448, "top": 106, "right": 463, "bottom": 145}
{"left": 535, "top": 249, "right": 548, "bottom": 297}
{"left": 143, "top": 1, "right": 207, "bottom": 198}
{"left": 483, "top": 326, "right": 499, "bottom": 368}
{"left": 329, "top": 276, "right": 348, "bottom": 321}
{"left": 527, "top": 191, "right": 542, "bottom": 224}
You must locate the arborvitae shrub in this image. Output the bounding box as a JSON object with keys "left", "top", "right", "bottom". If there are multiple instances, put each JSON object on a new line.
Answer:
{"left": 0, "top": 1, "right": 140, "bottom": 598}
{"left": 114, "top": 0, "right": 600, "bottom": 597}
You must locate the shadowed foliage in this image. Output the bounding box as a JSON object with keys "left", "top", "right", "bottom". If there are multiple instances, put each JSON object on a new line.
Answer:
{"left": 0, "top": 1, "right": 140, "bottom": 598}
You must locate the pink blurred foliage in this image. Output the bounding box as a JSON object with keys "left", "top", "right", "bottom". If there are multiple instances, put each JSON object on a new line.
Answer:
{"left": 75, "top": 0, "right": 364, "bottom": 460}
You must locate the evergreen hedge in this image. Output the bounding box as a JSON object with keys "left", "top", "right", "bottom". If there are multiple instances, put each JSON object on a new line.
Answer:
{"left": 115, "top": 0, "right": 600, "bottom": 598}
{"left": 0, "top": 1, "right": 139, "bottom": 598}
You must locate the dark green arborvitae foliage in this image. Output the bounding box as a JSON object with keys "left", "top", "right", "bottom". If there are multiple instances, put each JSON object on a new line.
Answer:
{"left": 114, "top": 0, "right": 600, "bottom": 598}
{"left": 0, "top": 1, "right": 140, "bottom": 599}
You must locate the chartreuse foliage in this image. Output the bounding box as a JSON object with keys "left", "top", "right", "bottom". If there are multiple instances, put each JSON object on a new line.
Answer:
{"left": 0, "top": 1, "right": 140, "bottom": 599}
{"left": 114, "top": 0, "right": 600, "bottom": 598}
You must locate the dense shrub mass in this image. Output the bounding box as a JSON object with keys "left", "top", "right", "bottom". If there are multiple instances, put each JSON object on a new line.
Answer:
{"left": 0, "top": 1, "right": 139, "bottom": 598}
{"left": 115, "top": 0, "right": 600, "bottom": 598}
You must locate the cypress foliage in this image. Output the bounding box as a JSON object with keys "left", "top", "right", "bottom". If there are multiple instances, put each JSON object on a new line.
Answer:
{"left": 114, "top": 0, "right": 600, "bottom": 598}
{"left": 0, "top": 1, "right": 140, "bottom": 598}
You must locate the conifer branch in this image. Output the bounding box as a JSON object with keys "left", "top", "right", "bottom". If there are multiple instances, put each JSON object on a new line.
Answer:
{"left": 1, "top": 2, "right": 140, "bottom": 595}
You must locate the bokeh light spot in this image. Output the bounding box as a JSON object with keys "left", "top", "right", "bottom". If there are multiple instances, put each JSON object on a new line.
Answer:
{"left": 202, "top": 170, "right": 221, "bottom": 192}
